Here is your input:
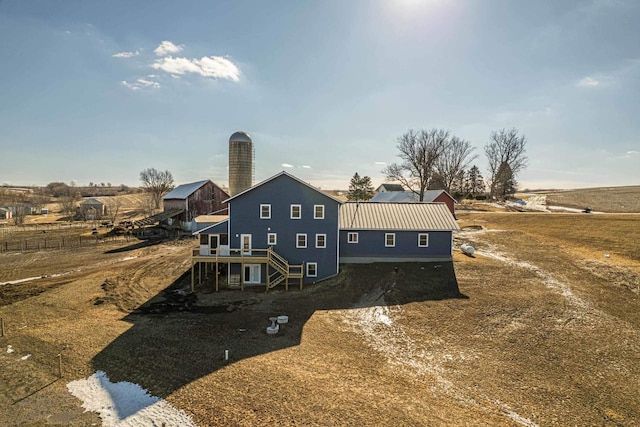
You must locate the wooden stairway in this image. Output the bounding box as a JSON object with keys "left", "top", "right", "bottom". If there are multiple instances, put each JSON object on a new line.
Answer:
{"left": 266, "top": 247, "right": 304, "bottom": 290}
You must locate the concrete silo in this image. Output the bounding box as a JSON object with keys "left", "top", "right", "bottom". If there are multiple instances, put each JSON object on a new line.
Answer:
{"left": 228, "top": 131, "right": 254, "bottom": 196}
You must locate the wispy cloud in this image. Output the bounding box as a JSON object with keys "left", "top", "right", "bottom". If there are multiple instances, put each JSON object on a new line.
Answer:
{"left": 301, "top": 165, "right": 312, "bottom": 169}
{"left": 374, "top": 161, "right": 386, "bottom": 166}
{"left": 281, "top": 163, "right": 294, "bottom": 168}
{"left": 577, "top": 76, "right": 600, "bottom": 87}
{"left": 622, "top": 150, "right": 639, "bottom": 158}
{"left": 121, "top": 77, "right": 161, "bottom": 91}
{"left": 113, "top": 49, "right": 142, "bottom": 58}
{"left": 154, "top": 41, "right": 183, "bottom": 57}
{"left": 152, "top": 56, "right": 240, "bottom": 81}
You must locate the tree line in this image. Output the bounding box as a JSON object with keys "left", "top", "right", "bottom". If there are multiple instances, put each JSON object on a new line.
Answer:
{"left": 347, "top": 127, "right": 528, "bottom": 202}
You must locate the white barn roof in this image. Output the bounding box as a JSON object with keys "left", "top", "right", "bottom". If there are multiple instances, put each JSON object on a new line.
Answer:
{"left": 339, "top": 202, "right": 459, "bottom": 231}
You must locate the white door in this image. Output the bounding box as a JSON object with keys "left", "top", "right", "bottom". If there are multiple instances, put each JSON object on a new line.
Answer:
{"left": 243, "top": 264, "right": 261, "bottom": 284}
{"left": 241, "top": 234, "right": 252, "bottom": 255}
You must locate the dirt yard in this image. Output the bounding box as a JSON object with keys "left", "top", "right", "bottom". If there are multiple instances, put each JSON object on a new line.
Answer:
{"left": 1, "top": 213, "right": 639, "bottom": 426}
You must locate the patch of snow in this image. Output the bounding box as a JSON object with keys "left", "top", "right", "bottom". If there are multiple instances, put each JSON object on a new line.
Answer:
{"left": 21, "top": 354, "right": 31, "bottom": 360}
{"left": 0, "top": 276, "right": 43, "bottom": 286}
{"left": 67, "top": 371, "right": 197, "bottom": 427}
{"left": 121, "top": 256, "right": 138, "bottom": 261}
{"left": 6, "top": 345, "right": 14, "bottom": 353}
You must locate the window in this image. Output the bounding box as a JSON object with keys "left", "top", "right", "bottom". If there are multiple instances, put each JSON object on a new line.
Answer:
{"left": 306, "top": 262, "right": 317, "bottom": 277}
{"left": 267, "top": 233, "right": 277, "bottom": 245}
{"left": 347, "top": 232, "right": 358, "bottom": 243}
{"left": 260, "top": 204, "right": 271, "bottom": 219}
{"left": 296, "top": 233, "right": 307, "bottom": 248}
{"left": 314, "top": 205, "right": 325, "bottom": 219}
{"left": 316, "top": 234, "right": 326, "bottom": 248}
{"left": 290, "top": 204, "right": 301, "bottom": 219}
{"left": 199, "top": 234, "right": 208, "bottom": 245}
{"left": 385, "top": 233, "right": 396, "bottom": 247}
{"left": 418, "top": 233, "right": 429, "bottom": 247}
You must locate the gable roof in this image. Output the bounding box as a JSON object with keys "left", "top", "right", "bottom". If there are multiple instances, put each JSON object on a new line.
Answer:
{"left": 339, "top": 202, "right": 459, "bottom": 231}
{"left": 376, "top": 183, "right": 405, "bottom": 192}
{"left": 163, "top": 180, "right": 210, "bottom": 200}
{"left": 193, "top": 218, "right": 229, "bottom": 235}
{"left": 224, "top": 171, "right": 343, "bottom": 204}
{"left": 80, "top": 198, "right": 104, "bottom": 206}
{"left": 370, "top": 190, "right": 455, "bottom": 203}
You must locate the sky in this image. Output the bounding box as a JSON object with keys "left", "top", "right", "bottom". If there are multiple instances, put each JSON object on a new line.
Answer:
{"left": 1, "top": 0, "right": 639, "bottom": 190}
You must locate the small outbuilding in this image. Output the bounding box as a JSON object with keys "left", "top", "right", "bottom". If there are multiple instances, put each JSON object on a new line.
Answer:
{"left": 79, "top": 198, "right": 106, "bottom": 220}
{"left": 375, "top": 183, "right": 405, "bottom": 193}
{"left": 370, "top": 190, "right": 457, "bottom": 216}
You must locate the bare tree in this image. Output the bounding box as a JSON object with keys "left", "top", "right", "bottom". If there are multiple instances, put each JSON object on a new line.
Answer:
{"left": 58, "top": 183, "right": 81, "bottom": 220}
{"left": 435, "top": 136, "right": 477, "bottom": 194}
{"left": 383, "top": 129, "right": 451, "bottom": 201}
{"left": 30, "top": 190, "right": 50, "bottom": 214}
{"left": 139, "top": 168, "right": 174, "bottom": 210}
{"left": 9, "top": 192, "right": 29, "bottom": 226}
{"left": 104, "top": 196, "right": 121, "bottom": 224}
{"left": 485, "top": 128, "right": 528, "bottom": 200}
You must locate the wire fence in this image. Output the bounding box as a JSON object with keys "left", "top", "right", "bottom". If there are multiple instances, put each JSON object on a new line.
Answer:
{"left": 0, "top": 235, "right": 131, "bottom": 253}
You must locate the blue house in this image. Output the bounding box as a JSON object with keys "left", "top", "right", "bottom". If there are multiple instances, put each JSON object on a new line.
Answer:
{"left": 192, "top": 171, "right": 459, "bottom": 291}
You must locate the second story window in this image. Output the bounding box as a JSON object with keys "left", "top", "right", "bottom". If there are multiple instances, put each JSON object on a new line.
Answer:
{"left": 316, "top": 234, "right": 326, "bottom": 248}
{"left": 314, "top": 205, "right": 325, "bottom": 219}
{"left": 296, "top": 233, "right": 307, "bottom": 248}
{"left": 260, "top": 204, "right": 271, "bottom": 219}
{"left": 291, "top": 204, "right": 301, "bottom": 219}
{"left": 267, "top": 233, "right": 277, "bottom": 245}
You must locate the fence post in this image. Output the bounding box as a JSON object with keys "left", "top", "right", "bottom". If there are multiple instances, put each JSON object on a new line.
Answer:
{"left": 57, "top": 354, "right": 63, "bottom": 378}
{"left": 1, "top": 318, "right": 5, "bottom": 337}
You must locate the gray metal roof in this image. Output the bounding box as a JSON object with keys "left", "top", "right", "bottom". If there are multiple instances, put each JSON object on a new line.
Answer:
{"left": 163, "top": 180, "right": 210, "bottom": 200}
{"left": 370, "top": 190, "right": 453, "bottom": 203}
{"left": 376, "top": 183, "right": 405, "bottom": 192}
{"left": 339, "top": 202, "right": 459, "bottom": 231}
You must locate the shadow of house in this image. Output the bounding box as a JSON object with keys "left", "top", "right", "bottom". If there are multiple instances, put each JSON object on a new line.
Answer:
{"left": 92, "top": 262, "right": 465, "bottom": 400}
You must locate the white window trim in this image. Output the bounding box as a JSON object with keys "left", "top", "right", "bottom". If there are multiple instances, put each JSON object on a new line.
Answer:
{"left": 296, "top": 233, "right": 307, "bottom": 248}
{"left": 316, "top": 233, "right": 326, "bottom": 248}
{"left": 267, "top": 233, "right": 277, "bottom": 245}
{"left": 260, "top": 204, "right": 271, "bottom": 219}
{"left": 314, "top": 205, "right": 325, "bottom": 219}
{"left": 306, "top": 262, "right": 318, "bottom": 277}
{"left": 290, "top": 204, "right": 302, "bottom": 219}
{"left": 385, "top": 233, "right": 396, "bottom": 247}
{"left": 418, "top": 233, "right": 429, "bottom": 247}
{"left": 347, "top": 232, "right": 358, "bottom": 243}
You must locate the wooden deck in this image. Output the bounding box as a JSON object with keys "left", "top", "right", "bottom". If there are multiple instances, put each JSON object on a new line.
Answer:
{"left": 191, "top": 247, "right": 304, "bottom": 292}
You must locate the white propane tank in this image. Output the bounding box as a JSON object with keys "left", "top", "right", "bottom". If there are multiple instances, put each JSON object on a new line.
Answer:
{"left": 266, "top": 324, "right": 279, "bottom": 335}
{"left": 277, "top": 315, "right": 288, "bottom": 324}
{"left": 460, "top": 244, "right": 475, "bottom": 256}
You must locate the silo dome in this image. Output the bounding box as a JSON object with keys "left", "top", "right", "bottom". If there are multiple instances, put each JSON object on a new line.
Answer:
{"left": 228, "top": 130, "right": 254, "bottom": 196}
{"left": 229, "top": 131, "right": 252, "bottom": 144}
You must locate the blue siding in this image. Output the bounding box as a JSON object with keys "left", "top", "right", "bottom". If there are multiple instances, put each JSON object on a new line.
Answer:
{"left": 228, "top": 174, "right": 341, "bottom": 282}
{"left": 339, "top": 230, "right": 453, "bottom": 263}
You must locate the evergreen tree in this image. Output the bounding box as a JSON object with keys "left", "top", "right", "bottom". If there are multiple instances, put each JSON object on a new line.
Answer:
{"left": 347, "top": 173, "right": 375, "bottom": 201}
{"left": 465, "top": 165, "right": 486, "bottom": 198}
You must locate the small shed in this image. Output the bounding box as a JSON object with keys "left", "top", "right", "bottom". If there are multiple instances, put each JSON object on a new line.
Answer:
{"left": 0, "top": 207, "right": 12, "bottom": 220}
{"left": 370, "top": 190, "right": 456, "bottom": 216}
{"left": 375, "top": 183, "right": 405, "bottom": 193}
{"left": 79, "top": 198, "right": 106, "bottom": 220}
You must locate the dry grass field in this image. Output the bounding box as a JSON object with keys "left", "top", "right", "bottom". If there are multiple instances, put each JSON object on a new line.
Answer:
{"left": 1, "top": 212, "right": 639, "bottom": 426}
{"left": 545, "top": 185, "right": 640, "bottom": 213}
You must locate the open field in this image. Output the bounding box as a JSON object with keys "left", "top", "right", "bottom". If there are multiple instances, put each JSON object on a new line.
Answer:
{"left": 1, "top": 212, "right": 639, "bottom": 425}
{"left": 545, "top": 185, "right": 640, "bottom": 213}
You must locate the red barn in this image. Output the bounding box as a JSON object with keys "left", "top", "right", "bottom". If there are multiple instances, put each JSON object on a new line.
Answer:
{"left": 163, "top": 180, "right": 229, "bottom": 229}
